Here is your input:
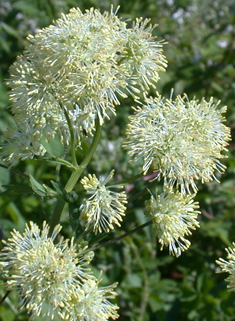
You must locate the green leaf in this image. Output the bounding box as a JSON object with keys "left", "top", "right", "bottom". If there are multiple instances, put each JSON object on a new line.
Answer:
{"left": 29, "top": 175, "right": 55, "bottom": 197}
{"left": 0, "top": 22, "right": 21, "bottom": 39}
{"left": 50, "top": 180, "right": 67, "bottom": 199}
{"left": 38, "top": 156, "right": 75, "bottom": 169}
{"left": 50, "top": 180, "right": 78, "bottom": 203}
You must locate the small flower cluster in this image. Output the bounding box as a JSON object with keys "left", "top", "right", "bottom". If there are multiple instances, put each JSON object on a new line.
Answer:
{"left": 145, "top": 188, "right": 200, "bottom": 257}
{"left": 124, "top": 93, "right": 230, "bottom": 256}
{"left": 80, "top": 170, "right": 127, "bottom": 234}
{"left": 2, "top": 7, "right": 167, "bottom": 163}
{"left": 216, "top": 243, "right": 235, "bottom": 292}
{"left": 124, "top": 93, "right": 230, "bottom": 194}
{"left": 0, "top": 222, "right": 119, "bottom": 321}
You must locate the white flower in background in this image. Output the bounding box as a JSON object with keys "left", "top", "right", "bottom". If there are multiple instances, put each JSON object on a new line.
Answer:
{"left": 3, "top": 7, "right": 167, "bottom": 162}
{"left": 60, "top": 278, "right": 119, "bottom": 321}
{"left": 145, "top": 188, "right": 200, "bottom": 257}
{"left": 0, "top": 221, "right": 94, "bottom": 319}
{"left": 80, "top": 170, "right": 127, "bottom": 234}
{"left": 216, "top": 243, "right": 235, "bottom": 292}
{"left": 124, "top": 93, "right": 231, "bottom": 193}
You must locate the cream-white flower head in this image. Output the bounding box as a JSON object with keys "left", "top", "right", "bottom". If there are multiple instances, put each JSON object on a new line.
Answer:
{"left": 145, "top": 188, "right": 200, "bottom": 257}
{"left": 60, "top": 278, "right": 119, "bottom": 321}
{"left": 3, "top": 7, "right": 167, "bottom": 163}
{"left": 124, "top": 93, "right": 231, "bottom": 193}
{"left": 216, "top": 243, "right": 235, "bottom": 292}
{"left": 0, "top": 221, "right": 94, "bottom": 319}
{"left": 80, "top": 170, "right": 127, "bottom": 234}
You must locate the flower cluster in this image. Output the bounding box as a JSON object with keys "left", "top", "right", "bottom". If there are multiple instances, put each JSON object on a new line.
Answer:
{"left": 80, "top": 170, "right": 127, "bottom": 234}
{"left": 2, "top": 7, "right": 167, "bottom": 163}
{"left": 216, "top": 243, "right": 235, "bottom": 292}
{"left": 124, "top": 93, "right": 230, "bottom": 256}
{"left": 0, "top": 222, "right": 119, "bottom": 320}
{"left": 124, "top": 93, "right": 231, "bottom": 194}
{"left": 145, "top": 188, "right": 200, "bottom": 257}
{"left": 60, "top": 279, "right": 119, "bottom": 321}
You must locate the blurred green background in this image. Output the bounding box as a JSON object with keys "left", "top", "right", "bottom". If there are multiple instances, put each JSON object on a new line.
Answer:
{"left": 0, "top": 0, "right": 235, "bottom": 320}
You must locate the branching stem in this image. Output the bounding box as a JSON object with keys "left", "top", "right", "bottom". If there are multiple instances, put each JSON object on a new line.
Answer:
{"left": 49, "top": 119, "right": 102, "bottom": 234}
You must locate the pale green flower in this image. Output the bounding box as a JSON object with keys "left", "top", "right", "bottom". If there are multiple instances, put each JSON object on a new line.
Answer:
{"left": 216, "top": 243, "right": 235, "bottom": 292}
{"left": 60, "top": 278, "right": 119, "bottom": 321}
{"left": 124, "top": 93, "right": 231, "bottom": 193}
{"left": 145, "top": 188, "right": 200, "bottom": 257}
{"left": 3, "top": 7, "right": 167, "bottom": 162}
{"left": 0, "top": 221, "right": 94, "bottom": 319}
{"left": 80, "top": 170, "right": 127, "bottom": 234}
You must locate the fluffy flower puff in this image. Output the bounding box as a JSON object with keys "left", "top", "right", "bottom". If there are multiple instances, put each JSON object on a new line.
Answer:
{"left": 216, "top": 243, "right": 235, "bottom": 292}
{"left": 124, "top": 93, "right": 231, "bottom": 193}
{"left": 145, "top": 188, "right": 200, "bottom": 257}
{"left": 0, "top": 221, "right": 94, "bottom": 319}
{"left": 59, "top": 278, "right": 119, "bottom": 321}
{"left": 121, "top": 17, "right": 167, "bottom": 92}
{"left": 79, "top": 170, "right": 127, "bottom": 234}
{"left": 3, "top": 7, "right": 167, "bottom": 163}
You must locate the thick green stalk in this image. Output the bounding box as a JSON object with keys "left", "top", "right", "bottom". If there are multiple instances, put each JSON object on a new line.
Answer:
{"left": 49, "top": 119, "right": 102, "bottom": 234}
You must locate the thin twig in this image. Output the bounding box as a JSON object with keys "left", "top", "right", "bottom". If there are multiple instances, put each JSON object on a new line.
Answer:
{"left": 84, "top": 220, "right": 152, "bottom": 253}
{"left": 0, "top": 164, "right": 28, "bottom": 178}
{"left": 0, "top": 291, "right": 10, "bottom": 305}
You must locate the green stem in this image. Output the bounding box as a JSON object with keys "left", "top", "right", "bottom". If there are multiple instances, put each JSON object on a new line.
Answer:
{"left": 82, "top": 220, "right": 152, "bottom": 253}
{"left": 129, "top": 239, "right": 149, "bottom": 321}
{"left": 106, "top": 173, "right": 143, "bottom": 187}
{"left": 107, "top": 171, "right": 159, "bottom": 188}
{"left": 45, "top": 154, "right": 76, "bottom": 170}
{"left": 49, "top": 119, "right": 102, "bottom": 234}
{"left": 60, "top": 103, "right": 78, "bottom": 168}
{"left": 0, "top": 291, "right": 10, "bottom": 306}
